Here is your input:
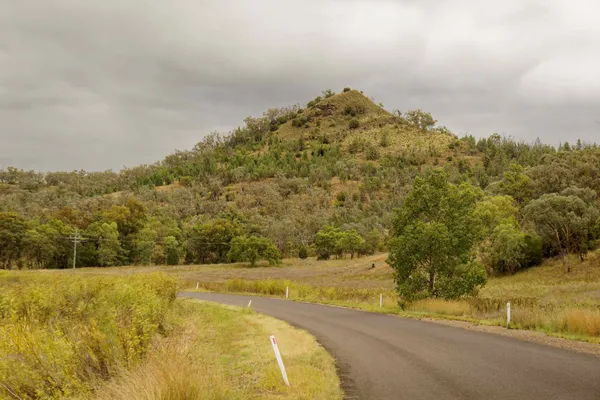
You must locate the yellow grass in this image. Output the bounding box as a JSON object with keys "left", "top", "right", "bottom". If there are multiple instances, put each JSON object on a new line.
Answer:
{"left": 405, "top": 299, "right": 472, "bottom": 317}
{"left": 70, "top": 250, "right": 600, "bottom": 341}
{"left": 96, "top": 300, "right": 342, "bottom": 400}
{"left": 0, "top": 272, "right": 178, "bottom": 399}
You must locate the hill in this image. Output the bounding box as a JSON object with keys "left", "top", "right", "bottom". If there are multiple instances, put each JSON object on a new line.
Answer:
{"left": 1, "top": 87, "right": 600, "bottom": 271}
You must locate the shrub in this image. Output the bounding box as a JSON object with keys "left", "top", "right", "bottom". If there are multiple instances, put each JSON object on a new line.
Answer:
{"left": 349, "top": 119, "right": 360, "bottom": 129}
{"left": 298, "top": 246, "right": 308, "bottom": 259}
{"left": 348, "top": 137, "right": 365, "bottom": 154}
{"left": 379, "top": 132, "right": 390, "bottom": 148}
{"left": 343, "top": 87, "right": 351, "bottom": 92}
{"left": 0, "top": 273, "right": 177, "bottom": 399}
{"left": 365, "top": 144, "right": 380, "bottom": 161}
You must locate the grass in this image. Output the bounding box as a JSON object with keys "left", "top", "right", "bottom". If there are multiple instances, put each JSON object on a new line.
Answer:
{"left": 0, "top": 272, "right": 342, "bottom": 400}
{"left": 69, "top": 250, "right": 600, "bottom": 342}
{"left": 96, "top": 301, "right": 342, "bottom": 400}
{"left": 0, "top": 272, "right": 178, "bottom": 399}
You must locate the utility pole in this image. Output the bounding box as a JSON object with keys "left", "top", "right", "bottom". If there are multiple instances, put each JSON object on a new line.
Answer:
{"left": 68, "top": 229, "right": 86, "bottom": 269}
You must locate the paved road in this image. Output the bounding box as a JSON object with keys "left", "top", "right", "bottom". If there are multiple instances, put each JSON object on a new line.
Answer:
{"left": 180, "top": 292, "right": 600, "bottom": 400}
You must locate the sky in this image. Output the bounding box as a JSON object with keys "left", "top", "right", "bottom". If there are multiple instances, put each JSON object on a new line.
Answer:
{"left": 1, "top": 0, "right": 599, "bottom": 172}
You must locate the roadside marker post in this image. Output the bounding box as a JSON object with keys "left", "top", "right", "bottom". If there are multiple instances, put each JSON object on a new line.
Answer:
{"left": 248, "top": 300, "right": 252, "bottom": 307}
{"left": 506, "top": 302, "right": 511, "bottom": 327}
{"left": 270, "top": 335, "right": 290, "bottom": 386}
{"left": 286, "top": 286, "right": 289, "bottom": 299}
{"left": 380, "top": 294, "right": 383, "bottom": 308}
{"left": 196, "top": 282, "right": 199, "bottom": 290}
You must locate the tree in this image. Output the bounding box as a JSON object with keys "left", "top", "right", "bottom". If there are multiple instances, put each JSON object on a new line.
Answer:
{"left": 87, "top": 222, "right": 122, "bottom": 267}
{"left": 524, "top": 190, "right": 599, "bottom": 272}
{"left": 227, "top": 235, "right": 281, "bottom": 267}
{"left": 164, "top": 236, "right": 180, "bottom": 265}
{"left": 0, "top": 212, "right": 26, "bottom": 269}
{"left": 498, "top": 164, "right": 534, "bottom": 205}
{"left": 401, "top": 109, "right": 437, "bottom": 131}
{"left": 134, "top": 227, "right": 157, "bottom": 265}
{"left": 314, "top": 226, "right": 341, "bottom": 260}
{"left": 337, "top": 230, "right": 365, "bottom": 259}
{"left": 473, "top": 195, "right": 519, "bottom": 237}
{"left": 484, "top": 222, "right": 528, "bottom": 275}
{"left": 187, "top": 219, "right": 244, "bottom": 264}
{"left": 388, "top": 170, "right": 486, "bottom": 301}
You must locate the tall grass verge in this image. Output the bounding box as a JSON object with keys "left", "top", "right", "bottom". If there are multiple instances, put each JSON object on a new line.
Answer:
{"left": 0, "top": 272, "right": 177, "bottom": 399}
{"left": 193, "top": 278, "right": 600, "bottom": 341}
{"left": 96, "top": 301, "right": 342, "bottom": 400}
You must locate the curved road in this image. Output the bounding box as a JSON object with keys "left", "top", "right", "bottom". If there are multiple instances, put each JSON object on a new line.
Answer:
{"left": 180, "top": 292, "right": 600, "bottom": 400}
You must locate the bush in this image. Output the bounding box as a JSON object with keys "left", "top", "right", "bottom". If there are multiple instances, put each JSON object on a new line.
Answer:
{"left": 365, "top": 144, "right": 380, "bottom": 161}
{"left": 343, "top": 87, "right": 351, "bottom": 92}
{"left": 0, "top": 273, "right": 177, "bottom": 399}
{"left": 380, "top": 132, "right": 390, "bottom": 147}
{"left": 298, "top": 246, "right": 308, "bottom": 259}
{"left": 349, "top": 119, "right": 360, "bottom": 129}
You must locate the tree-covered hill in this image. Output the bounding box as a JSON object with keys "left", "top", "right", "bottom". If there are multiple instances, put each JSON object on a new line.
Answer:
{"left": 1, "top": 88, "right": 599, "bottom": 271}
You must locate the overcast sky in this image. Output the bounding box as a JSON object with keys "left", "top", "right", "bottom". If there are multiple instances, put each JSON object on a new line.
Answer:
{"left": 1, "top": 0, "right": 599, "bottom": 171}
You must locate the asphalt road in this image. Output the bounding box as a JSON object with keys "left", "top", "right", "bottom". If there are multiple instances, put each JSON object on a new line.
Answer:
{"left": 180, "top": 292, "right": 600, "bottom": 400}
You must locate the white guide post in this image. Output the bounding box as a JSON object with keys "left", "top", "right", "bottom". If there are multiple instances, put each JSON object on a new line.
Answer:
{"left": 270, "top": 335, "right": 290, "bottom": 386}
{"left": 506, "top": 302, "right": 511, "bottom": 327}
{"left": 248, "top": 300, "right": 252, "bottom": 307}
{"left": 196, "top": 282, "right": 199, "bottom": 290}
{"left": 380, "top": 293, "right": 383, "bottom": 308}
{"left": 286, "top": 286, "right": 289, "bottom": 299}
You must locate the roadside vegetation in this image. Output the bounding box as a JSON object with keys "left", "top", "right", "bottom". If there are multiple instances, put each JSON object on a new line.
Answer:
{"left": 0, "top": 273, "right": 342, "bottom": 399}
{"left": 188, "top": 254, "right": 600, "bottom": 341}
{"left": 96, "top": 301, "right": 342, "bottom": 400}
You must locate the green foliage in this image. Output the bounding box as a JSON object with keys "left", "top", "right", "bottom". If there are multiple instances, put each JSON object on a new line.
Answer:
{"left": 498, "top": 163, "right": 535, "bottom": 204}
{"left": 0, "top": 273, "right": 177, "bottom": 399}
{"left": 364, "top": 143, "right": 380, "bottom": 160}
{"left": 343, "top": 87, "right": 351, "bottom": 93}
{"left": 398, "top": 109, "right": 437, "bottom": 131}
{"left": 524, "top": 189, "right": 599, "bottom": 271}
{"left": 379, "top": 132, "right": 390, "bottom": 148}
{"left": 321, "top": 89, "right": 335, "bottom": 98}
{"left": 483, "top": 222, "right": 542, "bottom": 275}
{"left": 87, "top": 221, "right": 123, "bottom": 267}
{"left": 298, "top": 246, "right": 308, "bottom": 259}
{"left": 227, "top": 235, "right": 281, "bottom": 266}
{"left": 348, "top": 119, "right": 360, "bottom": 130}
{"left": 0, "top": 212, "right": 26, "bottom": 269}
{"left": 187, "top": 218, "right": 244, "bottom": 264}
{"left": 388, "top": 170, "right": 486, "bottom": 301}
{"left": 164, "top": 236, "right": 180, "bottom": 265}
{"left": 314, "top": 226, "right": 367, "bottom": 260}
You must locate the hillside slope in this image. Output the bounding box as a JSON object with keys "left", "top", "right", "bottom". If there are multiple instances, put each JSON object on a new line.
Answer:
{"left": 1, "top": 87, "right": 600, "bottom": 270}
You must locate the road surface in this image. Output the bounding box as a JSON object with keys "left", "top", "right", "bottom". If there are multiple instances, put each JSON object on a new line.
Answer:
{"left": 180, "top": 292, "right": 600, "bottom": 400}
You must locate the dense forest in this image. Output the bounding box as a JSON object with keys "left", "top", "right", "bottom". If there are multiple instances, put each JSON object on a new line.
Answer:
{"left": 1, "top": 88, "right": 599, "bottom": 274}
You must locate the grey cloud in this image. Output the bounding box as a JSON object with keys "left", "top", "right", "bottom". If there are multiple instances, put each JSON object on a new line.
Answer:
{"left": 1, "top": 0, "right": 599, "bottom": 171}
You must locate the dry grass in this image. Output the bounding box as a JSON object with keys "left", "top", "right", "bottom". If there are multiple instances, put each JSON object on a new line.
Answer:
{"left": 405, "top": 299, "right": 472, "bottom": 317}
{"left": 72, "top": 250, "right": 600, "bottom": 341}
{"left": 96, "top": 301, "right": 342, "bottom": 400}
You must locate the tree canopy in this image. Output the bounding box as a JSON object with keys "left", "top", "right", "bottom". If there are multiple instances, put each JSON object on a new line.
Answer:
{"left": 388, "top": 170, "right": 486, "bottom": 301}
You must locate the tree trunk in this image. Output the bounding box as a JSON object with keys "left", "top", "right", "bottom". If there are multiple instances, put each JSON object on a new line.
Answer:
{"left": 561, "top": 253, "right": 570, "bottom": 273}
{"left": 428, "top": 271, "right": 435, "bottom": 296}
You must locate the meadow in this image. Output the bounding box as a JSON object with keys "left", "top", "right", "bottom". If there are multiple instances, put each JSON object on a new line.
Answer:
{"left": 76, "top": 252, "right": 600, "bottom": 342}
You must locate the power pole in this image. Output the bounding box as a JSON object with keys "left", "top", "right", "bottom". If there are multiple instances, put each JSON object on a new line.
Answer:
{"left": 68, "top": 229, "right": 86, "bottom": 269}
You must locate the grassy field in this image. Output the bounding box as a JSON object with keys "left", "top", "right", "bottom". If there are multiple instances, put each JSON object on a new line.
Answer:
{"left": 0, "top": 272, "right": 342, "bottom": 400}
{"left": 96, "top": 300, "right": 342, "bottom": 400}
{"left": 73, "top": 251, "right": 600, "bottom": 342}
